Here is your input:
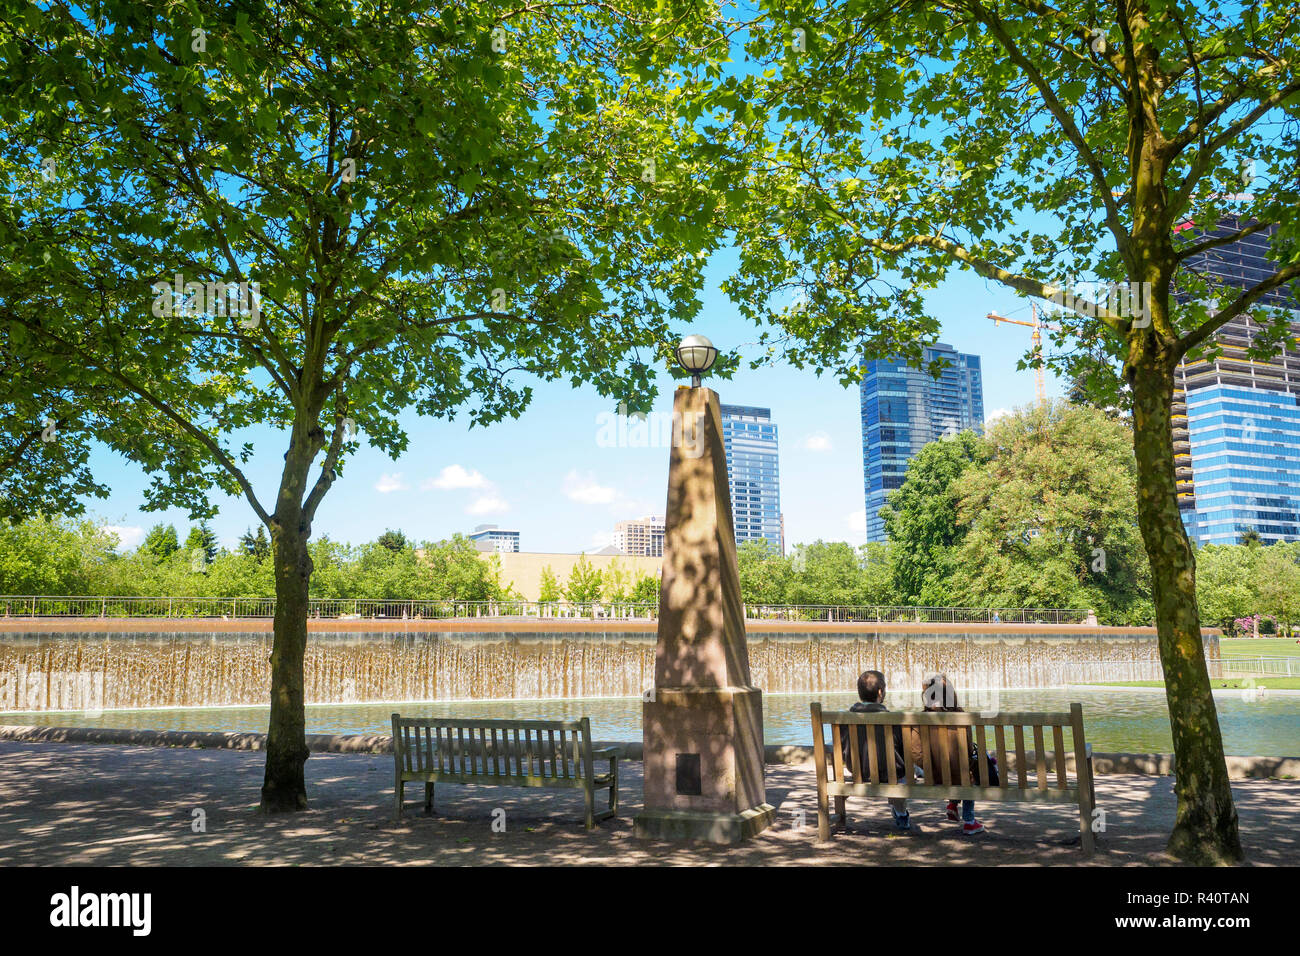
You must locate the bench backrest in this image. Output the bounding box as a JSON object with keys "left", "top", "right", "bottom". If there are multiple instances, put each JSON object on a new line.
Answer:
{"left": 811, "top": 702, "right": 1089, "bottom": 795}
{"left": 391, "top": 715, "right": 597, "bottom": 783}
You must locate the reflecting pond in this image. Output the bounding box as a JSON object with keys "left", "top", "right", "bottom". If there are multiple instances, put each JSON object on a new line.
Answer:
{"left": 7, "top": 687, "right": 1299, "bottom": 755}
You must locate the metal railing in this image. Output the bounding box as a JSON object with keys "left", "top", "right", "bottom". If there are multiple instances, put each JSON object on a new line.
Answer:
{"left": 0, "top": 595, "right": 1092, "bottom": 624}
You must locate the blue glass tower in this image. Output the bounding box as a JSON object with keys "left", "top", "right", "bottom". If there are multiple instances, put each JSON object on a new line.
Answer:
{"left": 1174, "top": 217, "right": 1300, "bottom": 545}
{"left": 719, "top": 404, "right": 784, "bottom": 554}
{"left": 860, "top": 343, "right": 985, "bottom": 543}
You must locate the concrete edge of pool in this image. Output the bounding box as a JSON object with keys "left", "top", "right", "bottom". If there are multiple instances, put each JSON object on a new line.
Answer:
{"left": 2, "top": 724, "right": 1295, "bottom": 780}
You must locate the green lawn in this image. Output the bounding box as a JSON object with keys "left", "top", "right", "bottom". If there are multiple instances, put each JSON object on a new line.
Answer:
{"left": 1087, "top": 677, "right": 1300, "bottom": 690}
{"left": 1218, "top": 637, "right": 1300, "bottom": 659}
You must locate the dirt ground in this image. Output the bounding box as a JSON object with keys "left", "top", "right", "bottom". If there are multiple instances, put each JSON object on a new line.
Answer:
{"left": 1, "top": 740, "right": 1294, "bottom": 866}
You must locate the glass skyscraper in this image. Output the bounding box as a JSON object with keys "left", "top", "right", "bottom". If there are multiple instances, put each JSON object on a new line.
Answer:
{"left": 719, "top": 404, "right": 783, "bottom": 554}
{"left": 860, "top": 343, "right": 985, "bottom": 543}
{"left": 1173, "top": 217, "right": 1300, "bottom": 545}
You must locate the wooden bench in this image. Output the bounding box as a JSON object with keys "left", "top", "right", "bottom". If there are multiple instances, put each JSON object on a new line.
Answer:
{"left": 391, "top": 715, "right": 619, "bottom": 829}
{"left": 810, "top": 702, "right": 1097, "bottom": 855}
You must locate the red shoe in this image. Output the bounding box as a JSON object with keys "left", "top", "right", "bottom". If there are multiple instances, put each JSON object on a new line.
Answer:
{"left": 962, "top": 820, "right": 986, "bottom": 835}
{"left": 946, "top": 801, "right": 960, "bottom": 822}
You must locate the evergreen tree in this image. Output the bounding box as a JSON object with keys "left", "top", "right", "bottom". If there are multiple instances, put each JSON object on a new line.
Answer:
{"left": 238, "top": 526, "right": 271, "bottom": 561}
{"left": 184, "top": 522, "right": 218, "bottom": 569}
{"left": 141, "top": 523, "right": 180, "bottom": 559}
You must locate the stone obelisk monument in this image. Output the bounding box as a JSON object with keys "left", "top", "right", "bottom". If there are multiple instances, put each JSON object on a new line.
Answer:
{"left": 634, "top": 385, "right": 776, "bottom": 843}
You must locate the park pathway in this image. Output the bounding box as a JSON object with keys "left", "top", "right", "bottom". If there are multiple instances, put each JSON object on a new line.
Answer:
{"left": 1, "top": 741, "right": 1295, "bottom": 866}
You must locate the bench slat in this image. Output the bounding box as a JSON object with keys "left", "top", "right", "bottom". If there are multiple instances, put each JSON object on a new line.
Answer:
{"left": 852, "top": 725, "right": 866, "bottom": 783}
{"left": 1053, "top": 725, "right": 1068, "bottom": 789}
{"left": 958, "top": 726, "right": 971, "bottom": 787}
{"left": 974, "top": 724, "right": 989, "bottom": 787}
{"left": 920, "top": 725, "right": 933, "bottom": 786}
{"left": 938, "top": 725, "right": 953, "bottom": 786}
{"left": 831, "top": 723, "right": 846, "bottom": 784}
{"left": 817, "top": 710, "right": 1074, "bottom": 727}
{"left": 1014, "top": 726, "right": 1028, "bottom": 789}
{"left": 994, "top": 725, "right": 1008, "bottom": 790}
{"left": 1033, "top": 726, "right": 1049, "bottom": 791}
{"left": 825, "top": 781, "right": 1078, "bottom": 803}
{"left": 393, "top": 717, "right": 585, "bottom": 732}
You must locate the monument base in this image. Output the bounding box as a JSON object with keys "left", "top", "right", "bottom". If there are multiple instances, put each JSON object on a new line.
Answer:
{"left": 634, "top": 804, "right": 777, "bottom": 845}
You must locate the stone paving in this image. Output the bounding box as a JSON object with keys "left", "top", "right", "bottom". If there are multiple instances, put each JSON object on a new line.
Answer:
{"left": 1, "top": 741, "right": 1295, "bottom": 866}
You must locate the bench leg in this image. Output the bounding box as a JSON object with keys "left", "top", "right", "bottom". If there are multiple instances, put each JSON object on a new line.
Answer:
{"left": 394, "top": 777, "right": 404, "bottom": 823}
{"left": 834, "top": 795, "right": 847, "bottom": 825}
{"left": 424, "top": 782, "right": 435, "bottom": 815}
{"left": 608, "top": 758, "right": 619, "bottom": 816}
{"left": 583, "top": 784, "right": 595, "bottom": 830}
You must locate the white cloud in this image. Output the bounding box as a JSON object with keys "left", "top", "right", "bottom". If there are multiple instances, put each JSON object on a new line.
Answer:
{"left": 467, "top": 494, "right": 509, "bottom": 515}
{"left": 424, "top": 464, "right": 488, "bottom": 491}
{"left": 374, "top": 472, "right": 409, "bottom": 494}
{"left": 803, "top": 432, "right": 833, "bottom": 452}
{"left": 563, "top": 470, "right": 617, "bottom": 505}
{"left": 101, "top": 525, "right": 146, "bottom": 550}
{"left": 847, "top": 510, "right": 867, "bottom": 536}
{"left": 985, "top": 407, "right": 1012, "bottom": 424}
{"left": 589, "top": 530, "right": 616, "bottom": 550}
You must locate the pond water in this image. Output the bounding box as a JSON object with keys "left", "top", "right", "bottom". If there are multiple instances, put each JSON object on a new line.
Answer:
{"left": 7, "top": 687, "right": 1299, "bottom": 755}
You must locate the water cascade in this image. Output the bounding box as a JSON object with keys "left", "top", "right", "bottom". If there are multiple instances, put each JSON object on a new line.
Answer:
{"left": 0, "top": 621, "right": 1208, "bottom": 713}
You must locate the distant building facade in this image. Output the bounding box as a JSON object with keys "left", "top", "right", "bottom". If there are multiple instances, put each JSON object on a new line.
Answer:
{"left": 860, "top": 342, "right": 985, "bottom": 543}
{"left": 719, "top": 404, "right": 784, "bottom": 554}
{"left": 467, "top": 524, "right": 521, "bottom": 553}
{"left": 1173, "top": 216, "right": 1300, "bottom": 545}
{"left": 613, "top": 515, "right": 665, "bottom": 557}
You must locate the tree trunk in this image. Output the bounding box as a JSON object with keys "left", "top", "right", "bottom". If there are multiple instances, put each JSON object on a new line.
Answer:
{"left": 261, "top": 517, "right": 313, "bottom": 811}
{"left": 1128, "top": 348, "right": 1243, "bottom": 863}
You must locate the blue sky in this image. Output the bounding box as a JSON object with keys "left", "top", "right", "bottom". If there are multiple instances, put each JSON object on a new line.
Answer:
{"left": 87, "top": 258, "right": 1061, "bottom": 556}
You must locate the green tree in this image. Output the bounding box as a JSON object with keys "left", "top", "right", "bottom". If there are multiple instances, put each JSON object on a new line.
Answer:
{"left": 4, "top": 0, "right": 738, "bottom": 810}
{"left": 419, "top": 535, "right": 506, "bottom": 602}
{"left": 736, "top": 539, "right": 792, "bottom": 605}
{"left": 376, "top": 529, "right": 409, "bottom": 554}
{"left": 786, "top": 541, "right": 865, "bottom": 608}
{"left": 0, "top": 515, "right": 116, "bottom": 594}
{"left": 143, "top": 523, "right": 181, "bottom": 560}
{"left": 537, "top": 565, "right": 562, "bottom": 603}
{"left": 948, "top": 404, "right": 1152, "bottom": 624}
{"left": 600, "top": 559, "right": 633, "bottom": 603}
{"left": 238, "top": 525, "right": 271, "bottom": 561}
{"left": 630, "top": 571, "right": 659, "bottom": 605}
{"left": 184, "top": 523, "right": 219, "bottom": 569}
{"left": 735, "top": 0, "right": 1300, "bottom": 862}
{"left": 1194, "top": 545, "right": 1259, "bottom": 634}
{"left": 563, "top": 555, "right": 604, "bottom": 603}
{"left": 880, "top": 431, "right": 989, "bottom": 605}
{"left": 856, "top": 542, "right": 896, "bottom": 606}
{"left": 1256, "top": 543, "right": 1300, "bottom": 637}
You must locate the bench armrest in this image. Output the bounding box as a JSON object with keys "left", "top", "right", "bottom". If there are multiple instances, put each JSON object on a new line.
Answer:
{"left": 591, "top": 747, "right": 620, "bottom": 760}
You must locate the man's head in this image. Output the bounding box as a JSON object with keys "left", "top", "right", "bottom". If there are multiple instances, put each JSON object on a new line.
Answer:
{"left": 857, "top": 669, "right": 886, "bottom": 703}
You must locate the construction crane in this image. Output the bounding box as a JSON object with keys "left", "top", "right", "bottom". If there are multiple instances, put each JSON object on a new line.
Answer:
{"left": 986, "top": 303, "right": 1062, "bottom": 405}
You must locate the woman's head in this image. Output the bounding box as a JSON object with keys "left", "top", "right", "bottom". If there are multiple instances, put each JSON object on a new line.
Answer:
{"left": 922, "top": 673, "right": 959, "bottom": 711}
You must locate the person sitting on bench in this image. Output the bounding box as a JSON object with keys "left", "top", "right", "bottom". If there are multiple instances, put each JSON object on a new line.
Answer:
{"left": 840, "top": 669, "right": 914, "bottom": 832}
{"left": 913, "top": 673, "right": 998, "bottom": 835}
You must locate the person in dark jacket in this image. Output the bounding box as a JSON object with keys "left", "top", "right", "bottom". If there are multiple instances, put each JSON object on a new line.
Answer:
{"left": 838, "top": 670, "right": 913, "bottom": 832}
